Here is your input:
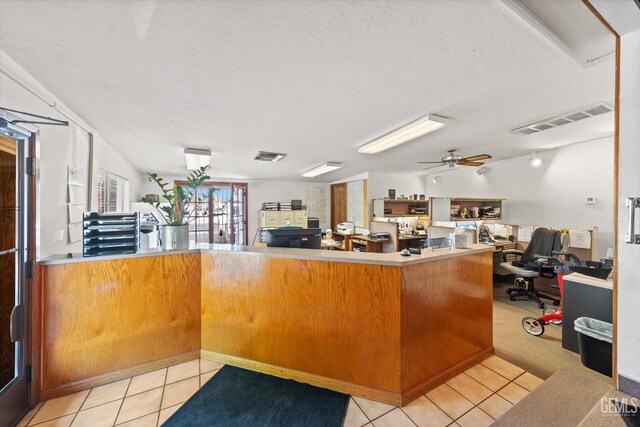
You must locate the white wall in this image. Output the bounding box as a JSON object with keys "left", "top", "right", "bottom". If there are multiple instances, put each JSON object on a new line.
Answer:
{"left": 367, "top": 172, "right": 426, "bottom": 200}
{"left": 425, "top": 138, "right": 615, "bottom": 259}
{"left": 1, "top": 51, "right": 143, "bottom": 259}
{"left": 139, "top": 175, "right": 330, "bottom": 245}
{"left": 616, "top": 26, "right": 640, "bottom": 393}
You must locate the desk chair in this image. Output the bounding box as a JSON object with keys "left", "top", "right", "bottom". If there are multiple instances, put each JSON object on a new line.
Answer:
{"left": 500, "top": 227, "right": 563, "bottom": 309}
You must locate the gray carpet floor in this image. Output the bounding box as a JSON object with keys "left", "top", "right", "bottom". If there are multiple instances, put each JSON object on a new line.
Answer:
{"left": 492, "top": 279, "right": 610, "bottom": 382}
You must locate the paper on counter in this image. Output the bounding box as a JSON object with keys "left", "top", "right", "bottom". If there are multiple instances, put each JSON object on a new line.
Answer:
{"left": 518, "top": 225, "right": 534, "bottom": 242}
{"left": 68, "top": 204, "right": 84, "bottom": 223}
{"left": 68, "top": 222, "right": 83, "bottom": 243}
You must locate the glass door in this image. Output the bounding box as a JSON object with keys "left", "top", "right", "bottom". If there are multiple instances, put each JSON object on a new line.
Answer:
{"left": 0, "top": 131, "right": 30, "bottom": 427}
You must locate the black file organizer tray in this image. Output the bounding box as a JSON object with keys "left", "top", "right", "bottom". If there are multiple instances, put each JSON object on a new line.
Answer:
{"left": 83, "top": 212, "right": 140, "bottom": 257}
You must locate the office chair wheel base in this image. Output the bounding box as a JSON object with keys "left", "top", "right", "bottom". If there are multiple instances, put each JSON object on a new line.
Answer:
{"left": 514, "top": 278, "right": 527, "bottom": 290}
{"left": 538, "top": 303, "right": 545, "bottom": 309}
{"left": 553, "top": 301, "right": 560, "bottom": 306}
{"left": 522, "top": 317, "right": 544, "bottom": 336}
{"left": 509, "top": 296, "right": 516, "bottom": 301}
{"left": 543, "top": 307, "right": 563, "bottom": 325}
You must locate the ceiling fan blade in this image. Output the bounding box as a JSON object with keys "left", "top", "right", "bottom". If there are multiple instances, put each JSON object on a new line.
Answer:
{"left": 417, "top": 161, "right": 446, "bottom": 164}
{"left": 457, "top": 160, "right": 484, "bottom": 167}
{"left": 421, "top": 164, "right": 446, "bottom": 170}
{"left": 460, "top": 154, "right": 492, "bottom": 162}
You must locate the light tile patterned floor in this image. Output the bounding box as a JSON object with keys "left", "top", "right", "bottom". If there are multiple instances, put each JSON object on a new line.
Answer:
{"left": 17, "top": 356, "right": 542, "bottom": 427}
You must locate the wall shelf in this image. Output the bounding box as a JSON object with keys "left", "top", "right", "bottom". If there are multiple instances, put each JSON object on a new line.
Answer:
{"left": 431, "top": 197, "right": 504, "bottom": 222}
{"left": 372, "top": 198, "right": 430, "bottom": 219}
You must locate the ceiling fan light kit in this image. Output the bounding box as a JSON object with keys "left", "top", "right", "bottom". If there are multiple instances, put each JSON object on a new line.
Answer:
{"left": 302, "top": 162, "right": 342, "bottom": 178}
{"left": 357, "top": 114, "right": 449, "bottom": 154}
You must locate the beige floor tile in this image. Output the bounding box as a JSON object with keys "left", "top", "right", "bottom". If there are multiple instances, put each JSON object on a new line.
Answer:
{"left": 29, "top": 390, "right": 90, "bottom": 425}
{"left": 477, "top": 394, "right": 513, "bottom": 420}
{"left": 17, "top": 402, "right": 45, "bottom": 427}
{"left": 513, "top": 372, "right": 544, "bottom": 391}
{"left": 425, "top": 383, "right": 473, "bottom": 420}
{"left": 446, "top": 373, "right": 492, "bottom": 405}
{"left": 481, "top": 356, "right": 524, "bottom": 380}
{"left": 351, "top": 396, "right": 396, "bottom": 421}
{"left": 456, "top": 408, "right": 494, "bottom": 427}
{"left": 166, "top": 360, "right": 200, "bottom": 384}
{"left": 401, "top": 395, "right": 452, "bottom": 427}
{"left": 158, "top": 404, "right": 182, "bottom": 425}
{"left": 343, "top": 398, "right": 370, "bottom": 427}
{"left": 115, "top": 387, "right": 163, "bottom": 424}
{"left": 161, "top": 376, "right": 199, "bottom": 409}
{"left": 372, "top": 408, "right": 415, "bottom": 427}
{"left": 71, "top": 399, "right": 122, "bottom": 427}
{"left": 497, "top": 382, "right": 530, "bottom": 404}
{"left": 115, "top": 412, "right": 158, "bottom": 427}
{"left": 127, "top": 369, "right": 167, "bottom": 397}
{"left": 200, "top": 369, "right": 220, "bottom": 387}
{"left": 199, "top": 359, "right": 224, "bottom": 374}
{"left": 29, "top": 414, "right": 75, "bottom": 427}
{"left": 82, "top": 378, "right": 130, "bottom": 409}
{"left": 465, "top": 364, "right": 510, "bottom": 392}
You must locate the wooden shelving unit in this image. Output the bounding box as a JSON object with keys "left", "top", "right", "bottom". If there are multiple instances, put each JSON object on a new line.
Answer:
{"left": 372, "top": 199, "right": 430, "bottom": 219}
{"left": 431, "top": 197, "right": 504, "bottom": 222}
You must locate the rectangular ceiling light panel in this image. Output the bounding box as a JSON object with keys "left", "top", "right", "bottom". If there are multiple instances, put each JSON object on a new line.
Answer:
{"left": 510, "top": 102, "right": 612, "bottom": 136}
{"left": 301, "top": 162, "right": 342, "bottom": 178}
{"left": 357, "top": 114, "right": 450, "bottom": 154}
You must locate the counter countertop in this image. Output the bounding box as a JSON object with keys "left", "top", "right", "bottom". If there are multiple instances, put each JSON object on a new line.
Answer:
{"left": 40, "top": 243, "right": 493, "bottom": 267}
{"left": 563, "top": 272, "right": 613, "bottom": 290}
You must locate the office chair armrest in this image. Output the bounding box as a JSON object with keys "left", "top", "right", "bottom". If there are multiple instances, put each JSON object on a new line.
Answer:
{"left": 502, "top": 249, "right": 523, "bottom": 262}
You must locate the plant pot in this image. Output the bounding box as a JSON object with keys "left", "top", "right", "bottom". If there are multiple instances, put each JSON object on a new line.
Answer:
{"left": 162, "top": 224, "right": 189, "bottom": 251}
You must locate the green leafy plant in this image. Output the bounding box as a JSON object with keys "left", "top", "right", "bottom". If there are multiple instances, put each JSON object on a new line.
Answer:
{"left": 141, "top": 166, "right": 211, "bottom": 225}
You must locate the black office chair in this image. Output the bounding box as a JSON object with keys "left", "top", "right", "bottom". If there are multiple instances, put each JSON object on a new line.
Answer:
{"left": 500, "top": 227, "right": 562, "bottom": 309}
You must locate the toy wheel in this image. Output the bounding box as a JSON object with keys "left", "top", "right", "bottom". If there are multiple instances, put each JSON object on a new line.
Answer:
{"left": 514, "top": 278, "right": 527, "bottom": 290}
{"left": 522, "top": 317, "right": 544, "bottom": 336}
{"left": 543, "top": 307, "right": 563, "bottom": 325}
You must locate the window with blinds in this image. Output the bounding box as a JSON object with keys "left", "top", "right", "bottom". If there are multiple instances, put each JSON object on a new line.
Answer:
{"left": 97, "top": 170, "right": 128, "bottom": 213}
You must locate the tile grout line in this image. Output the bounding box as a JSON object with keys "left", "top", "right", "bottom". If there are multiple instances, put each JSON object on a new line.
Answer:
{"left": 112, "top": 377, "right": 134, "bottom": 426}
{"left": 67, "top": 389, "right": 91, "bottom": 427}
{"left": 23, "top": 402, "right": 44, "bottom": 426}
{"left": 156, "top": 365, "right": 170, "bottom": 427}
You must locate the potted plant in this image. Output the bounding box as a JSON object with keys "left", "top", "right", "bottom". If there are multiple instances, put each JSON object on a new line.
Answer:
{"left": 141, "top": 166, "right": 211, "bottom": 250}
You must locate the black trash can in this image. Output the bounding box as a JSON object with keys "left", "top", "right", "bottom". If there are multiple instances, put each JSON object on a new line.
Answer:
{"left": 574, "top": 317, "right": 613, "bottom": 377}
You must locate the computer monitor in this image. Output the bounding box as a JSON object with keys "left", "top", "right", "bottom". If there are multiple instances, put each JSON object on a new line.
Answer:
{"left": 264, "top": 227, "right": 322, "bottom": 249}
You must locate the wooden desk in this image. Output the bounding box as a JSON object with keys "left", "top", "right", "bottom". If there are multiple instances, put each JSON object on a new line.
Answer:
{"left": 37, "top": 245, "right": 494, "bottom": 406}
{"left": 350, "top": 235, "right": 389, "bottom": 253}
{"left": 399, "top": 234, "right": 428, "bottom": 250}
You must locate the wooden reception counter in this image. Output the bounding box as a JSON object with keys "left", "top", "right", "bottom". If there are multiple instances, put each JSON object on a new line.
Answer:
{"left": 36, "top": 244, "right": 494, "bottom": 405}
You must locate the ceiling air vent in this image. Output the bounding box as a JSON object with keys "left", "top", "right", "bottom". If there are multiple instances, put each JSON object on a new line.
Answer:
{"left": 254, "top": 151, "right": 286, "bottom": 162}
{"left": 511, "top": 102, "right": 613, "bottom": 136}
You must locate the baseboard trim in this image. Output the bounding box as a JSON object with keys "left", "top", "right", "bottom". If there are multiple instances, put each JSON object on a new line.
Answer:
{"left": 201, "top": 347, "right": 494, "bottom": 406}
{"left": 37, "top": 350, "right": 200, "bottom": 402}
{"left": 618, "top": 374, "right": 640, "bottom": 399}
{"left": 200, "top": 350, "right": 403, "bottom": 405}
{"left": 400, "top": 346, "right": 495, "bottom": 405}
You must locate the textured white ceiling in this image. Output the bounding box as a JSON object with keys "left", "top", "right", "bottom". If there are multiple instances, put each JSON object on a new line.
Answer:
{"left": 0, "top": 0, "right": 614, "bottom": 181}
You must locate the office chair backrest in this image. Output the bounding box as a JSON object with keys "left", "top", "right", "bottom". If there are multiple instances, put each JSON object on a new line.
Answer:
{"left": 522, "top": 228, "right": 562, "bottom": 263}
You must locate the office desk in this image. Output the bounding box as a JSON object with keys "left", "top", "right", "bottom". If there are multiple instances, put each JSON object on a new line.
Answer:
{"left": 37, "top": 244, "right": 493, "bottom": 405}
{"left": 350, "top": 235, "right": 390, "bottom": 253}
{"left": 398, "top": 234, "right": 427, "bottom": 250}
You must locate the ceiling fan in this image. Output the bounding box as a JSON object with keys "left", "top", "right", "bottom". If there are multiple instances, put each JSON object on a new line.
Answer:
{"left": 418, "top": 149, "right": 492, "bottom": 169}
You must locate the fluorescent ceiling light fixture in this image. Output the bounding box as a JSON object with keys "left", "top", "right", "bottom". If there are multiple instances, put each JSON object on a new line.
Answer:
{"left": 358, "top": 114, "right": 450, "bottom": 154}
{"left": 184, "top": 148, "right": 211, "bottom": 170}
{"left": 431, "top": 175, "right": 442, "bottom": 184}
{"left": 476, "top": 166, "right": 490, "bottom": 176}
{"left": 528, "top": 153, "right": 543, "bottom": 167}
{"left": 302, "top": 162, "right": 342, "bottom": 178}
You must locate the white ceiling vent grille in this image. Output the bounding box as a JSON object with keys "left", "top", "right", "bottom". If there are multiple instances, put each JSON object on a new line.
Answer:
{"left": 511, "top": 102, "right": 613, "bottom": 136}
{"left": 254, "top": 151, "right": 286, "bottom": 162}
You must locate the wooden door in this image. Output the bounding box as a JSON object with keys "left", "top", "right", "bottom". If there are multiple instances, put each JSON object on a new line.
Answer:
{"left": 331, "top": 183, "right": 347, "bottom": 230}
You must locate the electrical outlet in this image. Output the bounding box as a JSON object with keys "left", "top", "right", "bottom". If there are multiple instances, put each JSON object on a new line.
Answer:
{"left": 585, "top": 196, "right": 597, "bottom": 205}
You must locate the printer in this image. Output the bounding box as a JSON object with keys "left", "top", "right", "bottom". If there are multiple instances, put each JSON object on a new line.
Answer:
{"left": 336, "top": 221, "right": 355, "bottom": 234}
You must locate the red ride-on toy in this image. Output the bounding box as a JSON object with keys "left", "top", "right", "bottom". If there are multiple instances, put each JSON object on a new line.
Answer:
{"left": 521, "top": 252, "right": 580, "bottom": 336}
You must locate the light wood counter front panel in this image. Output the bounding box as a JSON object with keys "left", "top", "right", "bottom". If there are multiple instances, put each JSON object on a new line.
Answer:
{"left": 401, "top": 251, "right": 493, "bottom": 392}
{"left": 201, "top": 252, "right": 402, "bottom": 393}
{"left": 38, "top": 253, "right": 201, "bottom": 394}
